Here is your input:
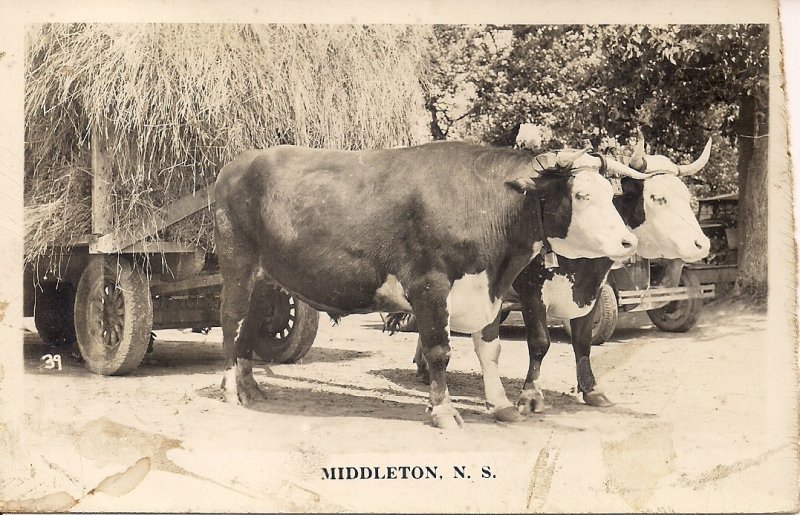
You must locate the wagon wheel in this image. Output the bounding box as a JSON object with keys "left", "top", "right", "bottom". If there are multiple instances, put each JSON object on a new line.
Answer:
{"left": 74, "top": 256, "right": 152, "bottom": 375}
{"left": 647, "top": 269, "right": 702, "bottom": 332}
{"left": 253, "top": 285, "right": 319, "bottom": 363}
{"left": 383, "top": 312, "right": 418, "bottom": 333}
{"left": 563, "top": 283, "right": 618, "bottom": 345}
{"left": 34, "top": 281, "right": 76, "bottom": 346}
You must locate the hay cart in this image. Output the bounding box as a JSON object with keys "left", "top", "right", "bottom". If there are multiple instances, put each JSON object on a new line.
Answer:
{"left": 505, "top": 256, "right": 715, "bottom": 345}
{"left": 24, "top": 134, "right": 320, "bottom": 375}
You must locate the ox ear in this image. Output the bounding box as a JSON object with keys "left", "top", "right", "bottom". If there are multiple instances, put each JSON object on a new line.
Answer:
{"left": 505, "top": 177, "right": 538, "bottom": 195}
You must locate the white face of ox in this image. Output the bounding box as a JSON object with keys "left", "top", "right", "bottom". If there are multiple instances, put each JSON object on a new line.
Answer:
{"left": 548, "top": 170, "right": 637, "bottom": 261}
{"left": 633, "top": 173, "right": 710, "bottom": 262}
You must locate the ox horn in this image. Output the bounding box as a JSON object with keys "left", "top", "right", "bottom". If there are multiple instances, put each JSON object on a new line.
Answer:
{"left": 629, "top": 129, "right": 646, "bottom": 171}
{"left": 677, "top": 138, "right": 712, "bottom": 177}
{"left": 555, "top": 148, "right": 589, "bottom": 168}
{"left": 568, "top": 152, "right": 652, "bottom": 179}
{"left": 606, "top": 158, "right": 652, "bottom": 179}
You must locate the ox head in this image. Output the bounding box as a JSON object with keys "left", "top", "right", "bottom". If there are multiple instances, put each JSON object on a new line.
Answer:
{"left": 506, "top": 149, "right": 640, "bottom": 260}
{"left": 618, "top": 133, "right": 712, "bottom": 262}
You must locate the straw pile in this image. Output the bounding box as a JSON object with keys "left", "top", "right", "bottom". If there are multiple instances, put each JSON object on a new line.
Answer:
{"left": 25, "top": 24, "right": 431, "bottom": 264}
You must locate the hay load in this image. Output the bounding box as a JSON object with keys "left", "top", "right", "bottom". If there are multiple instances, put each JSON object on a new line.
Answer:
{"left": 25, "top": 23, "right": 431, "bottom": 263}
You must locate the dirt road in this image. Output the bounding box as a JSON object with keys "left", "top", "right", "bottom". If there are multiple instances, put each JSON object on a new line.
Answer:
{"left": 5, "top": 303, "right": 797, "bottom": 512}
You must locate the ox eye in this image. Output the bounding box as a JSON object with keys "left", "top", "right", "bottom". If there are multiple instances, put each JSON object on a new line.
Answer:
{"left": 575, "top": 192, "right": 590, "bottom": 201}
{"left": 650, "top": 194, "right": 667, "bottom": 205}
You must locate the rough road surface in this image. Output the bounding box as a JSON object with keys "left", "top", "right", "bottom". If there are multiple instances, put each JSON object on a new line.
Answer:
{"left": 5, "top": 303, "right": 797, "bottom": 513}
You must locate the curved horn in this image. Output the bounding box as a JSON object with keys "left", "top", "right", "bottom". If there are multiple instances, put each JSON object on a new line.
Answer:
{"left": 567, "top": 152, "right": 651, "bottom": 179}
{"left": 629, "top": 128, "right": 646, "bottom": 171}
{"left": 555, "top": 148, "right": 589, "bottom": 168}
{"left": 606, "top": 158, "right": 652, "bottom": 179}
{"left": 677, "top": 138, "right": 712, "bottom": 177}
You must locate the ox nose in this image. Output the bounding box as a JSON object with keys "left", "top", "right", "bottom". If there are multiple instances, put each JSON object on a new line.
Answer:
{"left": 621, "top": 238, "right": 635, "bottom": 250}
{"left": 695, "top": 239, "right": 706, "bottom": 250}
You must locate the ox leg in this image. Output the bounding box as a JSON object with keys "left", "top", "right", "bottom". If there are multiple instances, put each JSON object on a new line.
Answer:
{"left": 409, "top": 274, "right": 463, "bottom": 429}
{"left": 514, "top": 270, "right": 550, "bottom": 414}
{"left": 472, "top": 318, "right": 525, "bottom": 423}
{"left": 413, "top": 335, "right": 430, "bottom": 385}
{"left": 216, "top": 212, "right": 266, "bottom": 405}
{"left": 570, "top": 314, "right": 613, "bottom": 407}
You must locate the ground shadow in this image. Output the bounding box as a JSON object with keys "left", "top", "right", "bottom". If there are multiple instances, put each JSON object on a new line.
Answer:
{"left": 372, "top": 367, "right": 655, "bottom": 419}
{"left": 196, "top": 366, "right": 653, "bottom": 429}
{"left": 23, "top": 332, "right": 371, "bottom": 377}
{"left": 375, "top": 368, "right": 571, "bottom": 415}
{"left": 23, "top": 335, "right": 86, "bottom": 375}
{"left": 196, "top": 383, "right": 488, "bottom": 424}
{"left": 298, "top": 347, "right": 374, "bottom": 364}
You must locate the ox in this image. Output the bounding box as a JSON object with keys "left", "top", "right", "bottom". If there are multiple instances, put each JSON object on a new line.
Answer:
{"left": 511, "top": 134, "right": 712, "bottom": 413}
{"left": 414, "top": 134, "right": 711, "bottom": 415}
{"left": 214, "top": 141, "right": 645, "bottom": 428}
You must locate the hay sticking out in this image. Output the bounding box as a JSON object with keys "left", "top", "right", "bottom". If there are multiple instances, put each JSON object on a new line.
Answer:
{"left": 25, "top": 24, "right": 431, "bottom": 263}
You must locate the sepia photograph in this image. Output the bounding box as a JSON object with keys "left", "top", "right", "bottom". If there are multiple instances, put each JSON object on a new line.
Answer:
{"left": 0, "top": 0, "right": 796, "bottom": 512}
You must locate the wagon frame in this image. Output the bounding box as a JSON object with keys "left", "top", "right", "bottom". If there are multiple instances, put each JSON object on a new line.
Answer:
{"left": 24, "top": 131, "right": 320, "bottom": 375}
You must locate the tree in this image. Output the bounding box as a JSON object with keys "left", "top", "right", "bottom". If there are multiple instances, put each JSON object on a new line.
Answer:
{"left": 422, "top": 26, "right": 485, "bottom": 140}
{"left": 434, "top": 24, "right": 768, "bottom": 299}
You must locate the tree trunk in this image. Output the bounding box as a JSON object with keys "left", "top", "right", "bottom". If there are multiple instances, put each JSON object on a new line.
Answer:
{"left": 735, "top": 92, "right": 769, "bottom": 301}
{"left": 425, "top": 99, "right": 447, "bottom": 141}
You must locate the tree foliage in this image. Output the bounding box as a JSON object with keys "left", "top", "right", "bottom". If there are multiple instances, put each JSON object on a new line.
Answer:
{"left": 423, "top": 24, "right": 769, "bottom": 297}
{"left": 425, "top": 24, "right": 767, "bottom": 197}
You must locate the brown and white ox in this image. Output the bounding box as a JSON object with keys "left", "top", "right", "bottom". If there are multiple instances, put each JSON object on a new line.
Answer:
{"left": 462, "top": 133, "right": 712, "bottom": 416}
{"left": 213, "top": 141, "right": 646, "bottom": 428}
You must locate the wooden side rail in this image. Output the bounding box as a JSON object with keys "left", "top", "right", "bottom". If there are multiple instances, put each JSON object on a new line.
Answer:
{"left": 617, "top": 284, "right": 715, "bottom": 306}
{"left": 89, "top": 128, "right": 216, "bottom": 254}
{"left": 90, "top": 184, "right": 215, "bottom": 254}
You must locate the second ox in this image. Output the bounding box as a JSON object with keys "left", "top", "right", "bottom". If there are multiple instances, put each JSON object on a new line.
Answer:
{"left": 213, "top": 141, "right": 644, "bottom": 429}
{"left": 512, "top": 133, "right": 712, "bottom": 414}
{"left": 413, "top": 133, "right": 711, "bottom": 417}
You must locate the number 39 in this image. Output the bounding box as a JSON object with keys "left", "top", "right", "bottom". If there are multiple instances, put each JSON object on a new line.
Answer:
{"left": 40, "top": 354, "right": 62, "bottom": 371}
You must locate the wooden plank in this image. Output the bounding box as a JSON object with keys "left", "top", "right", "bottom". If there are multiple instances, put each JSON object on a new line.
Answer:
{"left": 119, "top": 241, "right": 200, "bottom": 254}
{"left": 51, "top": 234, "right": 97, "bottom": 246}
{"left": 150, "top": 273, "right": 223, "bottom": 296}
{"left": 91, "top": 184, "right": 215, "bottom": 254}
{"left": 152, "top": 295, "right": 220, "bottom": 330}
{"left": 91, "top": 129, "right": 113, "bottom": 236}
{"left": 619, "top": 285, "right": 715, "bottom": 306}
{"left": 690, "top": 266, "right": 738, "bottom": 284}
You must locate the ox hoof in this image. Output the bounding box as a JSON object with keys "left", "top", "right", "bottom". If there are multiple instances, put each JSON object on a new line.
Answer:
{"left": 222, "top": 389, "right": 240, "bottom": 405}
{"left": 238, "top": 382, "right": 268, "bottom": 405}
{"left": 428, "top": 404, "right": 465, "bottom": 430}
{"left": 516, "top": 390, "right": 546, "bottom": 415}
{"left": 494, "top": 406, "right": 526, "bottom": 423}
{"left": 582, "top": 390, "right": 613, "bottom": 407}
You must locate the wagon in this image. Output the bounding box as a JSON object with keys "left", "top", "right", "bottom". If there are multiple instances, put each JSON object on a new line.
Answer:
{"left": 384, "top": 255, "right": 715, "bottom": 344}
{"left": 489, "top": 255, "right": 713, "bottom": 345}
{"left": 24, "top": 134, "right": 321, "bottom": 375}
{"left": 559, "top": 193, "right": 740, "bottom": 344}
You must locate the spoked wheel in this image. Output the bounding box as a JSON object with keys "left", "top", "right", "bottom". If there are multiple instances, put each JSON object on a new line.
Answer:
{"left": 253, "top": 285, "right": 319, "bottom": 363}
{"left": 382, "top": 312, "right": 418, "bottom": 333}
{"left": 74, "top": 256, "right": 152, "bottom": 375}
{"left": 647, "top": 269, "right": 702, "bottom": 332}
{"left": 563, "top": 283, "right": 618, "bottom": 345}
